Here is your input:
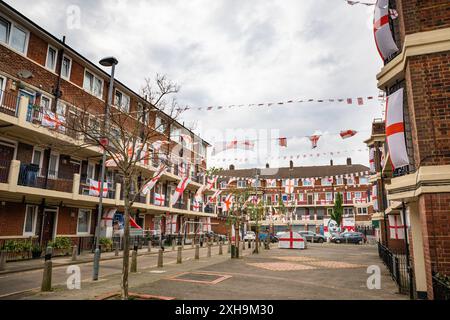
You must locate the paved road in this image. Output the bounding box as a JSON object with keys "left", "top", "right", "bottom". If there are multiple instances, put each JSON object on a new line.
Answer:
{"left": 0, "top": 245, "right": 219, "bottom": 298}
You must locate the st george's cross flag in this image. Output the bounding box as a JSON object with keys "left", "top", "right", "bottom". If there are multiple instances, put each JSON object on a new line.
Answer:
{"left": 171, "top": 177, "right": 191, "bottom": 206}
{"left": 153, "top": 193, "right": 165, "bottom": 206}
{"left": 372, "top": 184, "right": 379, "bottom": 211}
{"left": 389, "top": 215, "right": 405, "bottom": 240}
{"left": 89, "top": 180, "right": 108, "bottom": 197}
{"left": 42, "top": 110, "right": 65, "bottom": 131}
{"left": 222, "top": 194, "right": 234, "bottom": 212}
{"left": 374, "top": 0, "right": 399, "bottom": 60}
{"left": 142, "top": 164, "right": 167, "bottom": 195}
{"left": 206, "top": 177, "right": 217, "bottom": 190}
{"left": 309, "top": 135, "right": 321, "bottom": 149}
{"left": 369, "top": 147, "right": 376, "bottom": 172}
{"left": 385, "top": 88, "right": 409, "bottom": 169}
{"left": 340, "top": 130, "right": 358, "bottom": 139}
{"left": 284, "top": 179, "right": 295, "bottom": 194}
{"left": 206, "top": 189, "right": 222, "bottom": 206}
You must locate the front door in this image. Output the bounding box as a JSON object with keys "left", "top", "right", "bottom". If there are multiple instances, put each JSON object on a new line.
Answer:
{"left": 41, "top": 208, "right": 57, "bottom": 245}
{"left": 0, "top": 142, "right": 15, "bottom": 183}
{"left": 17, "top": 89, "right": 35, "bottom": 120}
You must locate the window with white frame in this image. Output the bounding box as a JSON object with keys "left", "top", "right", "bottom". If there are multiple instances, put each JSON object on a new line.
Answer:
{"left": 77, "top": 209, "right": 91, "bottom": 234}
{"left": 23, "top": 205, "right": 38, "bottom": 236}
{"left": 326, "top": 192, "right": 333, "bottom": 202}
{"left": 56, "top": 101, "right": 66, "bottom": 117}
{"left": 321, "top": 178, "right": 332, "bottom": 186}
{"left": 137, "top": 103, "right": 148, "bottom": 124}
{"left": 114, "top": 90, "right": 130, "bottom": 113}
{"left": 359, "top": 177, "right": 369, "bottom": 185}
{"left": 87, "top": 162, "right": 95, "bottom": 181}
{"left": 40, "top": 95, "right": 51, "bottom": 113}
{"left": 346, "top": 192, "right": 352, "bottom": 201}
{"left": 0, "top": 76, "right": 6, "bottom": 103}
{"left": 314, "top": 193, "right": 319, "bottom": 201}
{"left": 357, "top": 207, "right": 368, "bottom": 215}
{"left": 344, "top": 208, "right": 354, "bottom": 217}
{"left": 48, "top": 153, "right": 59, "bottom": 179}
{"left": 355, "top": 192, "right": 362, "bottom": 199}
{"left": 46, "top": 45, "right": 57, "bottom": 71}
{"left": 327, "top": 208, "right": 334, "bottom": 216}
{"left": 31, "top": 148, "right": 43, "bottom": 175}
{"left": 302, "top": 179, "right": 313, "bottom": 187}
{"left": 237, "top": 180, "right": 246, "bottom": 188}
{"left": 346, "top": 177, "right": 355, "bottom": 185}
{"left": 61, "top": 55, "right": 72, "bottom": 80}
{"left": 298, "top": 193, "right": 304, "bottom": 202}
{"left": 83, "top": 70, "right": 103, "bottom": 98}
{"left": 336, "top": 177, "right": 344, "bottom": 185}
{"left": 220, "top": 181, "right": 227, "bottom": 189}
{"left": 0, "top": 16, "right": 29, "bottom": 54}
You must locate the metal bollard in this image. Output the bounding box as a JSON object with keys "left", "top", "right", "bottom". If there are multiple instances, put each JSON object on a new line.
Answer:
{"left": 219, "top": 242, "right": 223, "bottom": 255}
{"left": 41, "top": 247, "right": 53, "bottom": 292}
{"left": 195, "top": 245, "right": 200, "bottom": 260}
{"left": 177, "top": 246, "right": 182, "bottom": 264}
{"left": 131, "top": 250, "right": 137, "bottom": 273}
{"left": 147, "top": 242, "right": 152, "bottom": 253}
{"left": 115, "top": 242, "right": 119, "bottom": 256}
{"left": 157, "top": 249, "right": 164, "bottom": 268}
{"left": 228, "top": 243, "right": 231, "bottom": 254}
{"left": 71, "top": 245, "right": 78, "bottom": 261}
{"left": 0, "top": 250, "right": 7, "bottom": 271}
{"left": 207, "top": 243, "right": 212, "bottom": 258}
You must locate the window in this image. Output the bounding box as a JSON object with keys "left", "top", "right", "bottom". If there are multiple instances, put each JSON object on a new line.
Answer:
{"left": 321, "top": 178, "right": 332, "bottom": 186}
{"left": 336, "top": 177, "right": 344, "bottom": 185}
{"left": 77, "top": 209, "right": 91, "bottom": 234}
{"left": 0, "top": 17, "right": 10, "bottom": 44}
{"left": 298, "top": 193, "right": 304, "bottom": 202}
{"left": 359, "top": 177, "right": 369, "bottom": 185}
{"left": 344, "top": 208, "right": 353, "bottom": 217}
{"left": 0, "top": 76, "right": 5, "bottom": 103}
{"left": 347, "top": 177, "right": 355, "bottom": 185}
{"left": 114, "top": 90, "right": 130, "bottom": 113}
{"left": 61, "top": 55, "right": 72, "bottom": 80}
{"left": 137, "top": 103, "right": 148, "bottom": 124}
{"left": 355, "top": 192, "right": 362, "bottom": 199}
{"left": 237, "top": 180, "right": 246, "bottom": 188}
{"left": 220, "top": 181, "right": 227, "bottom": 189}
{"left": 357, "top": 207, "right": 368, "bottom": 215}
{"left": 87, "top": 162, "right": 95, "bottom": 181}
{"left": 46, "top": 45, "right": 57, "bottom": 71}
{"left": 23, "top": 205, "right": 38, "bottom": 236}
{"left": 40, "top": 95, "right": 51, "bottom": 112}
{"left": 48, "top": 153, "right": 59, "bottom": 179}
{"left": 56, "top": 101, "right": 66, "bottom": 117}
{"left": 302, "top": 179, "right": 313, "bottom": 187}
{"left": 346, "top": 192, "right": 352, "bottom": 201}
{"left": 32, "top": 148, "right": 43, "bottom": 175}
{"left": 155, "top": 116, "right": 166, "bottom": 133}
{"left": 327, "top": 208, "right": 333, "bottom": 216}
{"left": 0, "top": 17, "right": 28, "bottom": 54}
{"left": 83, "top": 70, "right": 103, "bottom": 98}
{"left": 326, "top": 192, "right": 333, "bottom": 201}
{"left": 11, "top": 25, "right": 27, "bottom": 53}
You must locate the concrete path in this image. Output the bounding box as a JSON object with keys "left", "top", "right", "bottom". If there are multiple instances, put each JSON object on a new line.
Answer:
{"left": 0, "top": 243, "right": 407, "bottom": 300}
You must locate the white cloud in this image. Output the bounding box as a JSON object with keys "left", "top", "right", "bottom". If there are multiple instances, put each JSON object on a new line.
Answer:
{"left": 6, "top": 0, "right": 383, "bottom": 169}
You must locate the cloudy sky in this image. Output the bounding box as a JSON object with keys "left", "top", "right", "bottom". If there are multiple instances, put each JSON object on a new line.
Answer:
{"left": 7, "top": 0, "right": 384, "bottom": 169}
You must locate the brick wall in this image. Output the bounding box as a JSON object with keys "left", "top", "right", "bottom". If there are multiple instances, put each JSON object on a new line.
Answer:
{"left": 0, "top": 202, "right": 26, "bottom": 236}
{"left": 16, "top": 142, "right": 33, "bottom": 164}
{"left": 419, "top": 193, "right": 450, "bottom": 299}
{"left": 405, "top": 52, "right": 450, "bottom": 167}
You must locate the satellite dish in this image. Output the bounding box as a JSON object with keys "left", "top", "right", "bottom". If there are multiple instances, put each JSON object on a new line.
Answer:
{"left": 17, "top": 70, "right": 33, "bottom": 79}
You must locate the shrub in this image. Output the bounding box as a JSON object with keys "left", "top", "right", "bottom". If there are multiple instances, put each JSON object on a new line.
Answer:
{"left": 99, "top": 237, "right": 113, "bottom": 248}
{"left": 48, "top": 237, "right": 72, "bottom": 250}
{"left": 3, "top": 240, "right": 33, "bottom": 253}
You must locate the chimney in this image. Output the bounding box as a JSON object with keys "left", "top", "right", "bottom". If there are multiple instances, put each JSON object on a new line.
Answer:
{"left": 330, "top": 160, "right": 334, "bottom": 166}
{"left": 229, "top": 164, "right": 235, "bottom": 170}
{"left": 266, "top": 163, "right": 270, "bottom": 169}
{"left": 346, "top": 158, "right": 352, "bottom": 166}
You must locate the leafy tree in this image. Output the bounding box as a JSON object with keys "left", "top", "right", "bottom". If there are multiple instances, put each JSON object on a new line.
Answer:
{"left": 331, "top": 192, "right": 344, "bottom": 226}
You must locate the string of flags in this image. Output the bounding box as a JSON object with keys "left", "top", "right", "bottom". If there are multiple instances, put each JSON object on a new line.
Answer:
{"left": 209, "top": 148, "right": 369, "bottom": 163}
{"left": 176, "top": 95, "right": 377, "bottom": 112}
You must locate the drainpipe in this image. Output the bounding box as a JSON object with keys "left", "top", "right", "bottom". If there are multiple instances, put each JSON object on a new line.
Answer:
{"left": 402, "top": 201, "right": 414, "bottom": 300}
{"left": 53, "top": 36, "right": 65, "bottom": 111}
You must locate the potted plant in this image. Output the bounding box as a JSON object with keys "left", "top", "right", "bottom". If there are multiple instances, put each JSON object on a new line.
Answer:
{"left": 48, "top": 237, "right": 72, "bottom": 256}
{"left": 99, "top": 237, "right": 113, "bottom": 252}
{"left": 31, "top": 244, "right": 43, "bottom": 259}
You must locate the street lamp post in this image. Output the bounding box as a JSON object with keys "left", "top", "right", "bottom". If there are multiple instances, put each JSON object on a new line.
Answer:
{"left": 93, "top": 57, "right": 118, "bottom": 281}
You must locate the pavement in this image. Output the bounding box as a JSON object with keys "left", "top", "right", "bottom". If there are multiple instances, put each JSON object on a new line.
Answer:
{"left": 0, "top": 242, "right": 407, "bottom": 300}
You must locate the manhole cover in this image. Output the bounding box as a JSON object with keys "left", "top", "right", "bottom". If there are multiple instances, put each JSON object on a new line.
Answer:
{"left": 167, "top": 272, "right": 231, "bottom": 284}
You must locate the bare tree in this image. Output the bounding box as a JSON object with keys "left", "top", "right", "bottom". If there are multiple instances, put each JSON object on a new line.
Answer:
{"left": 37, "top": 74, "right": 189, "bottom": 299}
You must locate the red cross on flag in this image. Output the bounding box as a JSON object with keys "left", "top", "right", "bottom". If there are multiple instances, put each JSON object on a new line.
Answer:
{"left": 42, "top": 110, "right": 65, "bottom": 131}
{"left": 278, "top": 231, "right": 305, "bottom": 250}
{"left": 142, "top": 164, "right": 167, "bottom": 195}
{"left": 192, "top": 199, "right": 201, "bottom": 212}
{"left": 389, "top": 215, "right": 405, "bottom": 240}
{"left": 340, "top": 130, "right": 358, "bottom": 139}
{"left": 206, "top": 190, "right": 222, "bottom": 206}
{"left": 309, "top": 135, "right": 321, "bottom": 149}
{"left": 165, "top": 214, "right": 178, "bottom": 234}
{"left": 385, "top": 88, "right": 409, "bottom": 169}
{"left": 202, "top": 217, "right": 212, "bottom": 233}
{"left": 372, "top": 184, "right": 378, "bottom": 211}
{"left": 374, "top": 0, "right": 399, "bottom": 60}
{"left": 285, "top": 179, "right": 295, "bottom": 194}
{"left": 206, "top": 177, "right": 217, "bottom": 190}
{"left": 222, "top": 194, "right": 234, "bottom": 212}
{"left": 89, "top": 180, "right": 108, "bottom": 197}
{"left": 369, "top": 147, "right": 376, "bottom": 172}
{"left": 153, "top": 193, "right": 165, "bottom": 206}
{"left": 171, "top": 177, "right": 191, "bottom": 206}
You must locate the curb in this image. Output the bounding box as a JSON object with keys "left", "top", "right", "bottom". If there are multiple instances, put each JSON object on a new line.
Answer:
{"left": 0, "top": 245, "right": 215, "bottom": 276}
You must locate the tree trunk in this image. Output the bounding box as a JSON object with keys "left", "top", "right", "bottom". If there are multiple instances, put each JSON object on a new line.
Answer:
{"left": 121, "top": 179, "right": 131, "bottom": 300}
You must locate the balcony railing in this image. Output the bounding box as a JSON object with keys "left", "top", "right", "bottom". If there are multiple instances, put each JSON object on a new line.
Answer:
{"left": 0, "top": 89, "right": 19, "bottom": 117}
{"left": 0, "top": 159, "right": 11, "bottom": 183}
{"left": 433, "top": 273, "right": 450, "bottom": 300}
{"left": 78, "top": 179, "right": 116, "bottom": 200}
{"left": 18, "top": 164, "right": 73, "bottom": 193}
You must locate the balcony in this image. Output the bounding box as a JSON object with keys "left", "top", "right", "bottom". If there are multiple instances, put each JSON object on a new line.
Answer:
{"left": 0, "top": 159, "right": 11, "bottom": 184}
{"left": 18, "top": 164, "right": 73, "bottom": 193}
{"left": 0, "top": 89, "right": 19, "bottom": 117}
{"left": 78, "top": 178, "right": 116, "bottom": 200}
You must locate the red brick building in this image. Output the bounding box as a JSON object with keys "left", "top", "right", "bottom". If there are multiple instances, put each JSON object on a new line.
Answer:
{"left": 368, "top": 0, "right": 450, "bottom": 300}
{"left": 211, "top": 159, "right": 373, "bottom": 237}
{"left": 0, "top": 1, "right": 215, "bottom": 253}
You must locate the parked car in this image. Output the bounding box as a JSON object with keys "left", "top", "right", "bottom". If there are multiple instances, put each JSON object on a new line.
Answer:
{"left": 299, "top": 231, "right": 326, "bottom": 243}
{"left": 259, "top": 233, "right": 279, "bottom": 243}
{"left": 243, "top": 231, "right": 256, "bottom": 241}
{"left": 204, "top": 231, "right": 227, "bottom": 242}
{"left": 331, "top": 232, "right": 367, "bottom": 244}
